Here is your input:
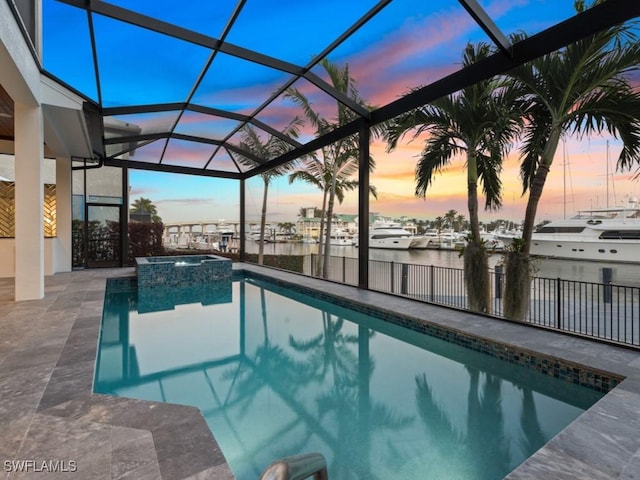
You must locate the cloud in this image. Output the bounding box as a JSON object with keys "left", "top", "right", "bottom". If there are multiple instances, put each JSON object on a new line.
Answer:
{"left": 155, "top": 197, "right": 215, "bottom": 207}
{"left": 129, "top": 186, "right": 161, "bottom": 196}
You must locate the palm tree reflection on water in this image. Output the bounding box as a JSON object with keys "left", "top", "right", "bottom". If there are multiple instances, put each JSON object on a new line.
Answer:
{"left": 216, "top": 282, "right": 563, "bottom": 480}
{"left": 96, "top": 279, "right": 595, "bottom": 480}
{"left": 223, "top": 289, "right": 412, "bottom": 480}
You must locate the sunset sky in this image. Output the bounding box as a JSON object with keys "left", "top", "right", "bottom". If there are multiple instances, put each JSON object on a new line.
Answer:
{"left": 42, "top": 0, "right": 640, "bottom": 225}
{"left": 129, "top": 134, "right": 637, "bottom": 225}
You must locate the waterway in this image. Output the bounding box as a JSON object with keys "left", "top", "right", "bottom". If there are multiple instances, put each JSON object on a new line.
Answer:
{"left": 245, "top": 242, "right": 640, "bottom": 287}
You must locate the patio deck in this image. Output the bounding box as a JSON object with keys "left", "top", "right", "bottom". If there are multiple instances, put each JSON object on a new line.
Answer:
{"left": 0, "top": 268, "right": 233, "bottom": 480}
{"left": 1, "top": 265, "right": 640, "bottom": 479}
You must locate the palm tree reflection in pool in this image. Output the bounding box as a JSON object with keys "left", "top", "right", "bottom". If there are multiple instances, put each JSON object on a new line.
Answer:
{"left": 222, "top": 285, "right": 412, "bottom": 479}
{"left": 413, "top": 367, "right": 546, "bottom": 479}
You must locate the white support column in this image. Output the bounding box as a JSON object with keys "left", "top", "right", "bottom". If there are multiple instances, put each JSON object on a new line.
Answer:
{"left": 14, "top": 102, "right": 44, "bottom": 300}
{"left": 55, "top": 156, "right": 72, "bottom": 273}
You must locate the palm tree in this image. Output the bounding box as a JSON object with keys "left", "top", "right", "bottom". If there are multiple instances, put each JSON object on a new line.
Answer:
{"left": 297, "top": 206, "right": 319, "bottom": 219}
{"left": 385, "top": 43, "right": 521, "bottom": 313}
{"left": 277, "top": 222, "right": 296, "bottom": 238}
{"left": 290, "top": 158, "right": 330, "bottom": 276}
{"left": 286, "top": 59, "right": 380, "bottom": 279}
{"left": 502, "top": 1, "right": 640, "bottom": 319}
{"left": 444, "top": 209, "right": 458, "bottom": 229}
{"left": 289, "top": 155, "right": 377, "bottom": 277}
{"left": 130, "top": 197, "right": 161, "bottom": 223}
{"left": 238, "top": 119, "right": 303, "bottom": 265}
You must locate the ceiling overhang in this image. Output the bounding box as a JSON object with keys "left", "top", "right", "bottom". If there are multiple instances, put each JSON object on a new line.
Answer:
{"left": 41, "top": 75, "right": 102, "bottom": 159}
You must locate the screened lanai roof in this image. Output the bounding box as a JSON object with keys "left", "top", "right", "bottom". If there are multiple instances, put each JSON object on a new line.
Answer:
{"left": 42, "top": 0, "right": 638, "bottom": 180}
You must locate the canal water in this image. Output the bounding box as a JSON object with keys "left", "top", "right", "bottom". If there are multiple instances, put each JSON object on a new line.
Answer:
{"left": 243, "top": 241, "right": 640, "bottom": 346}
{"left": 245, "top": 242, "right": 640, "bottom": 287}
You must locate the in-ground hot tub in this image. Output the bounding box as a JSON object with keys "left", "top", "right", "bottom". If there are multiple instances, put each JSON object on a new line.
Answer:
{"left": 135, "top": 254, "right": 232, "bottom": 288}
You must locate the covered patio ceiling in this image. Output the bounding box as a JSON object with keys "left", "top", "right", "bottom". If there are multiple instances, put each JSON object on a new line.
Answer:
{"left": 42, "top": 0, "right": 639, "bottom": 180}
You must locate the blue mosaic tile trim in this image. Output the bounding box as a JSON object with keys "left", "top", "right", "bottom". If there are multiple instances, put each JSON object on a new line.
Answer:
{"left": 136, "top": 255, "right": 232, "bottom": 288}
{"left": 137, "top": 282, "right": 232, "bottom": 313}
{"left": 105, "top": 276, "right": 138, "bottom": 292}
{"left": 243, "top": 270, "right": 623, "bottom": 393}
{"left": 106, "top": 272, "right": 245, "bottom": 295}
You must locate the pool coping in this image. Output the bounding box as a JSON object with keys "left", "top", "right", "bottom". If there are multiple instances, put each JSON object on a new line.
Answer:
{"left": 1, "top": 264, "right": 639, "bottom": 479}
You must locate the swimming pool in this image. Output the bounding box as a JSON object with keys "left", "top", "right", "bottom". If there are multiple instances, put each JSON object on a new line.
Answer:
{"left": 95, "top": 273, "right": 606, "bottom": 480}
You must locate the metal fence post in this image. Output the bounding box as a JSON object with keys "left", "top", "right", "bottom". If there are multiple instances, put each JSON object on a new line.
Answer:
{"left": 556, "top": 277, "right": 562, "bottom": 329}
{"left": 430, "top": 264, "right": 435, "bottom": 302}
{"left": 390, "top": 262, "right": 395, "bottom": 293}
{"left": 495, "top": 265, "right": 503, "bottom": 299}
{"left": 342, "top": 256, "right": 346, "bottom": 283}
{"left": 401, "top": 263, "right": 408, "bottom": 295}
{"left": 602, "top": 267, "right": 613, "bottom": 304}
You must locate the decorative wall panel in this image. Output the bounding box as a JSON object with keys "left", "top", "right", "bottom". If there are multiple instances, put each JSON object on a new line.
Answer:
{"left": 0, "top": 181, "right": 15, "bottom": 237}
{"left": 0, "top": 181, "right": 57, "bottom": 237}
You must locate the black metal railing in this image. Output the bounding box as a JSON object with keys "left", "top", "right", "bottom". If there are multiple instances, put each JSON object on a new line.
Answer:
{"left": 303, "top": 254, "right": 640, "bottom": 348}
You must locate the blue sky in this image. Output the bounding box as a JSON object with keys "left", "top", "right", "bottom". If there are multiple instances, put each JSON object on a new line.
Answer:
{"left": 42, "top": 0, "right": 639, "bottom": 224}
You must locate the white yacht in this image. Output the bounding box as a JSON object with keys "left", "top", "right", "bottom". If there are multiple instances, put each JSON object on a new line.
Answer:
{"left": 437, "top": 228, "right": 458, "bottom": 250}
{"left": 409, "top": 235, "right": 432, "bottom": 249}
{"left": 423, "top": 228, "right": 441, "bottom": 249}
{"left": 366, "top": 221, "right": 424, "bottom": 250}
{"left": 329, "top": 229, "right": 355, "bottom": 246}
{"left": 479, "top": 231, "right": 505, "bottom": 251}
{"left": 519, "top": 199, "right": 640, "bottom": 263}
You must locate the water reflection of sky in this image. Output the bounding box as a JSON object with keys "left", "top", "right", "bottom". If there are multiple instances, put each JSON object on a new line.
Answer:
{"left": 95, "top": 277, "right": 603, "bottom": 480}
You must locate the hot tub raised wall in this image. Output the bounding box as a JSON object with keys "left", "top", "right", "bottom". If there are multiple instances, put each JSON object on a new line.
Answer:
{"left": 136, "top": 255, "right": 232, "bottom": 288}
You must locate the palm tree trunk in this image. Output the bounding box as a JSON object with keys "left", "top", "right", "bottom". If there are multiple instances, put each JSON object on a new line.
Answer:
{"left": 258, "top": 179, "right": 269, "bottom": 265}
{"left": 521, "top": 129, "right": 561, "bottom": 254}
{"left": 323, "top": 161, "right": 339, "bottom": 279}
{"left": 260, "top": 287, "right": 269, "bottom": 345}
{"left": 316, "top": 189, "right": 328, "bottom": 277}
{"left": 504, "top": 128, "right": 561, "bottom": 319}
{"left": 464, "top": 153, "right": 491, "bottom": 313}
{"left": 467, "top": 154, "right": 481, "bottom": 243}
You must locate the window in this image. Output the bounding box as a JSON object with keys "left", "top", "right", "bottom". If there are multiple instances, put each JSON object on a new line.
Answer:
{"left": 600, "top": 230, "right": 640, "bottom": 240}
{"left": 537, "top": 226, "right": 585, "bottom": 233}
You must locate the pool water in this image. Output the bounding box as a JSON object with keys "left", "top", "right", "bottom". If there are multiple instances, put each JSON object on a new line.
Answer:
{"left": 95, "top": 275, "right": 604, "bottom": 480}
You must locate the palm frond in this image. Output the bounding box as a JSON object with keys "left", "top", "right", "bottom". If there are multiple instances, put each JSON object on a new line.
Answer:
{"left": 288, "top": 169, "right": 323, "bottom": 189}
{"left": 509, "top": 8, "right": 640, "bottom": 191}
{"left": 415, "top": 135, "right": 460, "bottom": 197}
{"left": 476, "top": 150, "right": 503, "bottom": 210}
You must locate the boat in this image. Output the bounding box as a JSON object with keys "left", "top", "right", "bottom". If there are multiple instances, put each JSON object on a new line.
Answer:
{"left": 194, "top": 232, "right": 220, "bottom": 251}
{"left": 409, "top": 235, "right": 432, "bottom": 249}
{"left": 365, "top": 221, "right": 424, "bottom": 250}
{"left": 216, "top": 222, "right": 236, "bottom": 236}
{"left": 329, "top": 229, "right": 355, "bottom": 246}
{"left": 436, "top": 228, "right": 458, "bottom": 250}
{"left": 479, "top": 231, "right": 505, "bottom": 251}
{"left": 494, "top": 231, "right": 521, "bottom": 249}
{"left": 504, "top": 198, "right": 640, "bottom": 263}
{"left": 423, "top": 228, "right": 441, "bottom": 249}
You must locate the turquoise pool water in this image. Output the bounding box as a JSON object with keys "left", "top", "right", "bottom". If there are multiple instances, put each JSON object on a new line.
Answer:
{"left": 95, "top": 274, "right": 604, "bottom": 480}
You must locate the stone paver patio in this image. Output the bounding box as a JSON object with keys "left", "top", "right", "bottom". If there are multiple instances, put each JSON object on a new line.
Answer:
{"left": 1, "top": 264, "right": 639, "bottom": 479}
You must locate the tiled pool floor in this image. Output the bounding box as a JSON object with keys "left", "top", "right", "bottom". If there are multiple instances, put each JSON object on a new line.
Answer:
{"left": 1, "top": 264, "right": 639, "bottom": 479}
